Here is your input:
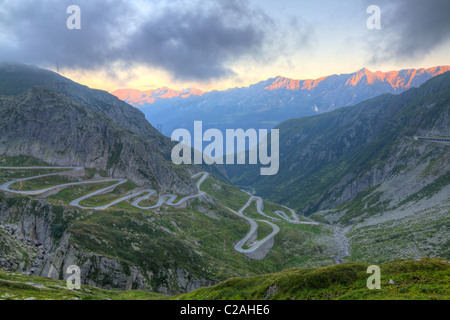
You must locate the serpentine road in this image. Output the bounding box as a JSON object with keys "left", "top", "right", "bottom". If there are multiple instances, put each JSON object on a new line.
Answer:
{"left": 0, "top": 166, "right": 318, "bottom": 259}
{"left": 0, "top": 167, "right": 208, "bottom": 210}
{"left": 229, "top": 195, "right": 319, "bottom": 259}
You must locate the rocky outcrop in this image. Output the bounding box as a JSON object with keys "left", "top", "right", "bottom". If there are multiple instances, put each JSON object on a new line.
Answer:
{"left": 0, "top": 194, "right": 215, "bottom": 294}
{"left": 0, "top": 87, "right": 196, "bottom": 195}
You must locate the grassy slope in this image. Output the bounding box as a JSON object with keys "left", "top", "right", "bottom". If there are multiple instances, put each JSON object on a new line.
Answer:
{"left": 0, "top": 270, "right": 166, "bottom": 300}
{"left": 1, "top": 258, "right": 448, "bottom": 300}
{"left": 180, "top": 258, "right": 450, "bottom": 300}
{"left": 200, "top": 176, "right": 337, "bottom": 267}
{"left": 310, "top": 144, "right": 450, "bottom": 264}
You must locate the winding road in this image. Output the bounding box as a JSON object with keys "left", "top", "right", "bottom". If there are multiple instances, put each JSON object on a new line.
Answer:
{"left": 0, "top": 166, "right": 322, "bottom": 260}
{"left": 228, "top": 195, "right": 319, "bottom": 260}
{"left": 0, "top": 167, "right": 209, "bottom": 211}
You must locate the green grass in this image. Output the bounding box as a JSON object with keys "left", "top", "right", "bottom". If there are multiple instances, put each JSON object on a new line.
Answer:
{"left": 0, "top": 155, "right": 50, "bottom": 167}
{"left": 132, "top": 192, "right": 157, "bottom": 207}
{"left": 77, "top": 181, "right": 137, "bottom": 207}
{"left": 9, "top": 174, "right": 79, "bottom": 191}
{"left": 262, "top": 201, "right": 289, "bottom": 220}
{"left": 180, "top": 258, "right": 450, "bottom": 300}
{"left": 47, "top": 181, "right": 119, "bottom": 203}
{"left": 2, "top": 258, "right": 447, "bottom": 300}
{"left": 0, "top": 161, "right": 338, "bottom": 293}
{"left": 0, "top": 271, "right": 167, "bottom": 300}
{"left": 242, "top": 221, "right": 274, "bottom": 250}
{"left": 0, "top": 168, "right": 71, "bottom": 184}
{"left": 201, "top": 177, "right": 250, "bottom": 212}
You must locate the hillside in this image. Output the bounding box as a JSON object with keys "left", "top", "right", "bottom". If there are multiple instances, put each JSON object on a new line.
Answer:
{"left": 1, "top": 258, "right": 448, "bottom": 300}
{"left": 228, "top": 72, "right": 450, "bottom": 209}
{"left": 0, "top": 63, "right": 448, "bottom": 297}
{"left": 0, "top": 63, "right": 163, "bottom": 144}
{"left": 226, "top": 71, "right": 450, "bottom": 263}
{"left": 1, "top": 64, "right": 327, "bottom": 294}
{"left": 0, "top": 87, "right": 195, "bottom": 193}
{"left": 181, "top": 258, "right": 449, "bottom": 300}
{"left": 0, "top": 155, "right": 339, "bottom": 294}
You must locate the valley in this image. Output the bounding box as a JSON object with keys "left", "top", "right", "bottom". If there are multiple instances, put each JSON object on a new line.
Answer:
{"left": 0, "top": 63, "right": 448, "bottom": 300}
{"left": 226, "top": 71, "right": 450, "bottom": 266}
{"left": 1, "top": 0, "right": 449, "bottom": 305}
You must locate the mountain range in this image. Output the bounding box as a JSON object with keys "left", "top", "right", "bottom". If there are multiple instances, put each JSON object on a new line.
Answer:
{"left": 113, "top": 87, "right": 204, "bottom": 106}
{"left": 113, "top": 66, "right": 450, "bottom": 136}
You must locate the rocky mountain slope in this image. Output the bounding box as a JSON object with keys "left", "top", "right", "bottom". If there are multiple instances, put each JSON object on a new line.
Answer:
{"left": 0, "top": 64, "right": 196, "bottom": 194}
{"left": 113, "top": 66, "right": 450, "bottom": 136}
{"left": 0, "top": 63, "right": 163, "bottom": 143}
{"left": 0, "top": 63, "right": 448, "bottom": 295}
{"left": 0, "top": 190, "right": 214, "bottom": 294}
{"left": 0, "top": 161, "right": 337, "bottom": 294}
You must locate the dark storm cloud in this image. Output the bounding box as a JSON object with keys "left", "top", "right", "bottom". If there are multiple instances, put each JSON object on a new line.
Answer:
{"left": 365, "top": 0, "right": 450, "bottom": 63}
{"left": 0, "top": 0, "right": 299, "bottom": 81}
{"left": 0, "top": 0, "right": 133, "bottom": 69}
{"left": 123, "top": 1, "right": 271, "bottom": 80}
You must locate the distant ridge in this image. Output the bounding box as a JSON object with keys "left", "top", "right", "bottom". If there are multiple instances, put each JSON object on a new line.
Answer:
{"left": 113, "top": 66, "right": 450, "bottom": 106}
{"left": 113, "top": 87, "right": 204, "bottom": 106}
{"left": 265, "top": 66, "right": 450, "bottom": 91}
{"left": 111, "top": 66, "right": 450, "bottom": 137}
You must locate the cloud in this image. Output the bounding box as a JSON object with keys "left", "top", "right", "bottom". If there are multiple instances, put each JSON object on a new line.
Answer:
{"left": 124, "top": 0, "right": 271, "bottom": 81}
{"left": 365, "top": 0, "right": 450, "bottom": 63}
{"left": 0, "top": 0, "right": 133, "bottom": 69}
{"left": 0, "top": 0, "right": 308, "bottom": 82}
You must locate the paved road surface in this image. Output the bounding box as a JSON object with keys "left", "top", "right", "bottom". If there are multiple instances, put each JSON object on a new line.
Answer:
{"left": 0, "top": 167, "right": 208, "bottom": 211}
{"left": 229, "top": 195, "right": 318, "bottom": 259}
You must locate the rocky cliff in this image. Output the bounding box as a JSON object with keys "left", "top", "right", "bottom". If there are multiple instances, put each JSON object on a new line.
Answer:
{"left": 0, "top": 83, "right": 196, "bottom": 195}
{"left": 0, "top": 193, "right": 216, "bottom": 294}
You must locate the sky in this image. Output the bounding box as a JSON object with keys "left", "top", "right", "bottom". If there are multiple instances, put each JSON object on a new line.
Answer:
{"left": 1, "top": 0, "right": 450, "bottom": 92}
